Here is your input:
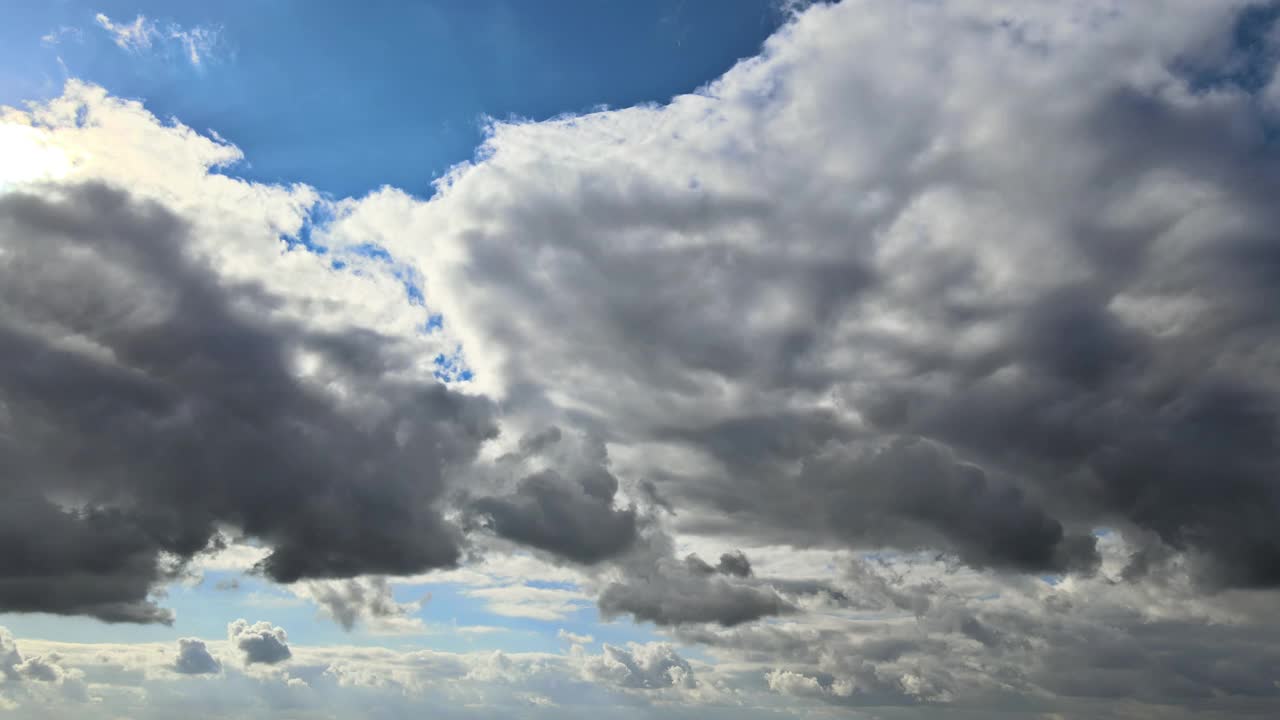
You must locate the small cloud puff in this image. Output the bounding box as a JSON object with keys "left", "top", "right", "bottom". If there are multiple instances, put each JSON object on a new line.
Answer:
{"left": 227, "top": 620, "right": 291, "bottom": 665}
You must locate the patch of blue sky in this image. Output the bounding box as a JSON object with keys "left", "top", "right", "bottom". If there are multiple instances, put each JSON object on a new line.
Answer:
{"left": 387, "top": 580, "right": 660, "bottom": 655}
{"left": 345, "top": 241, "right": 394, "bottom": 263}
{"left": 1177, "top": 3, "right": 1280, "bottom": 95}
{"left": 3, "top": 1, "right": 784, "bottom": 200}
{"left": 320, "top": 238, "right": 431, "bottom": 310}
{"left": 434, "top": 347, "right": 474, "bottom": 383}
{"left": 279, "top": 201, "right": 332, "bottom": 255}
{"left": 395, "top": 267, "right": 426, "bottom": 307}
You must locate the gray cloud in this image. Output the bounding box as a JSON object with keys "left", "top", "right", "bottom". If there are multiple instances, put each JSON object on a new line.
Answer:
{"left": 173, "top": 638, "right": 221, "bottom": 675}
{"left": 599, "top": 549, "right": 794, "bottom": 627}
{"left": 469, "top": 431, "right": 638, "bottom": 564}
{"left": 403, "top": 0, "right": 1280, "bottom": 594}
{"left": 6, "top": 2, "right": 1280, "bottom": 716}
{"left": 684, "top": 550, "right": 753, "bottom": 578}
{"left": 227, "top": 619, "right": 291, "bottom": 665}
{"left": 471, "top": 468, "right": 638, "bottom": 564}
{"left": 715, "top": 551, "right": 753, "bottom": 578}
{"left": 0, "top": 184, "right": 497, "bottom": 621}
{"left": 306, "top": 576, "right": 419, "bottom": 631}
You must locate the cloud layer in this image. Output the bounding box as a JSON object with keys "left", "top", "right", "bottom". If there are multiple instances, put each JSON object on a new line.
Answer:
{"left": 4, "top": 0, "right": 1280, "bottom": 717}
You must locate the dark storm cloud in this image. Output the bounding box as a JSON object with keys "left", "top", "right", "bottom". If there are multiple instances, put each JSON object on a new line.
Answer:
{"left": 470, "top": 468, "right": 638, "bottom": 564}
{"left": 173, "top": 638, "right": 221, "bottom": 675}
{"left": 469, "top": 429, "right": 639, "bottom": 564}
{"left": 672, "top": 429, "right": 1101, "bottom": 575}
{"left": 715, "top": 551, "right": 753, "bottom": 578}
{"left": 598, "top": 554, "right": 794, "bottom": 627}
{"left": 0, "top": 183, "right": 497, "bottom": 622}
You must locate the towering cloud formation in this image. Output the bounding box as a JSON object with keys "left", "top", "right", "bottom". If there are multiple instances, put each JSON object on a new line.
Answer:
{"left": 383, "top": 0, "right": 1280, "bottom": 590}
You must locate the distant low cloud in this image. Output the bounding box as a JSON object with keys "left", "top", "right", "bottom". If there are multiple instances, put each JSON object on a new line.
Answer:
{"left": 582, "top": 643, "right": 695, "bottom": 690}
{"left": 0, "top": 627, "right": 88, "bottom": 703}
{"left": 173, "top": 638, "right": 221, "bottom": 675}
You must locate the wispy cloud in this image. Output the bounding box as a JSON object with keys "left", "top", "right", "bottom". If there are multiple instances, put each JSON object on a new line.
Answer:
{"left": 40, "top": 26, "right": 83, "bottom": 47}
{"left": 94, "top": 12, "right": 220, "bottom": 67}
{"left": 461, "top": 585, "right": 591, "bottom": 621}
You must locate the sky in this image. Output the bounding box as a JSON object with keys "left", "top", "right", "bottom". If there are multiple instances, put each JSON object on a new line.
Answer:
{"left": 2, "top": 1, "right": 1280, "bottom": 719}
{"left": 1, "top": 0, "right": 783, "bottom": 197}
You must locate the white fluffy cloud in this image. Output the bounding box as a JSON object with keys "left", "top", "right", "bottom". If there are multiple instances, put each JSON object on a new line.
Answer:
{"left": 228, "top": 620, "right": 292, "bottom": 666}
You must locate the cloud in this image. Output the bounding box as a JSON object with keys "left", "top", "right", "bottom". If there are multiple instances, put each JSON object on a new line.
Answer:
{"left": 0, "top": 627, "right": 89, "bottom": 704}
{"left": 7, "top": 1, "right": 1280, "bottom": 716}
{"left": 714, "top": 551, "right": 753, "bottom": 578}
{"left": 470, "top": 468, "right": 638, "bottom": 564}
{"left": 367, "top": 0, "right": 1280, "bottom": 594}
{"left": 303, "top": 576, "right": 427, "bottom": 633}
{"left": 460, "top": 585, "right": 591, "bottom": 621}
{"left": 94, "top": 12, "right": 220, "bottom": 66}
{"left": 765, "top": 668, "right": 850, "bottom": 699}
{"left": 557, "top": 629, "right": 593, "bottom": 645}
{"left": 227, "top": 620, "right": 291, "bottom": 666}
{"left": 173, "top": 638, "right": 221, "bottom": 675}
{"left": 469, "top": 429, "right": 639, "bottom": 564}
{"left": 599, "top": 549, "right": 794, "bottom": 626}
{"left": 0, "top": 181, "right": 496, "bottom": 622}
{"left": 40, "top": 26, "right": 83, "bottom": 47}
{"left": 686, "top": 550, "right": 755, "bottom": 578}
{"left": 581, "top": 643, "right": 696, "bottom": 690}
{"left": 94, "top": 13, "right": 156, "bottom": 52}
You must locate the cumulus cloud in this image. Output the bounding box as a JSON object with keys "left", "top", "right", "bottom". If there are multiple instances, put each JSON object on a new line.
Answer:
{"left": 173, "top": 638, "right": 221, "bottom": 675}
{"left": 365, "top": 0, "right": 1280, "bottom": 594}
{"left": 0, "top": 627, "right": 89, "bottom": 703}
{"left": 228, "top": 620, "right": 291, "bottom": 665}
{"left": 581, "top": 643, "right": 695, "bottom": 690}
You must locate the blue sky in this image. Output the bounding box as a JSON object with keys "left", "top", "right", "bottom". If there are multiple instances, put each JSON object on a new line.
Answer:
{"left": 2, "top": 0, "right": 784, "bottom": 198}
